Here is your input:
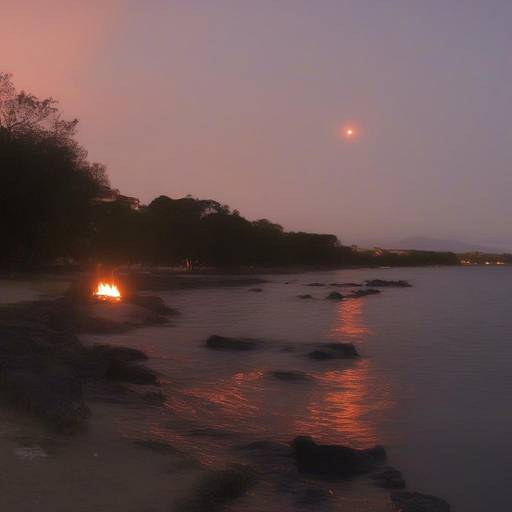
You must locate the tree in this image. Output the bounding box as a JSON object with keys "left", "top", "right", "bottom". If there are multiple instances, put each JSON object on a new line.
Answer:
{"left": 0, "top": 72, "right": 108, "bottom": 268}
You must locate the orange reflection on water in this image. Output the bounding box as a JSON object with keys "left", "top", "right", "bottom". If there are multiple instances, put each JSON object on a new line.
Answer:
{"left": 329, "top": 298, "right": 369, "bottom": 340}
{"left": 295, "top": 360, "right": 393, "bottom": 448}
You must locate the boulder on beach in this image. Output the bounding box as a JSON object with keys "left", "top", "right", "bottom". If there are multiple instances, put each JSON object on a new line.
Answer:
{"left": 176, "top": 464, "right": 257, "bottom": 512}
{"left": 0, "top": 297, "right": 159, "bottom": 430}
{"left": 129, "top": 294, "right": 178, "bottom": 315}
{"left": 291, "top": 436, "right": 386, "bottom": 478}
{"left": 365, "top": 279, "right": 412, "bottom": 288}
{"left": 307, "top": 343, "right": 359, "bottom": 360}
{"left": 391, "top": 491, "right": 450, "bottom": 512}
{"left": 326, "top": 291, "right": 344, "bottom": 300}
{"left": 205, "top": 335, "right": 260, "bottom": 351}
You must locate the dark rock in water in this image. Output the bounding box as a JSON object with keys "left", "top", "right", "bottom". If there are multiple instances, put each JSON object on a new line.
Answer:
{"left": 365, "top": 279, "right": 412, "bottom": 288}
{"left": 177, "top": 464, "right": 257, "bottom": 512}
{"left": 133, "top": 438, "right": 184, "bottom": 455}
{"left": 130, "top": 294, "right": 178, "bottom": 315}
{"left": 350, "top": 288, "right": 381, "bottom": 298}
{"left": 248, "top": 287, "right": 263, "bottom": 292}
{"left": 291, "top": 436, "right": 386, "bottom": 478}
{"left": 372, "top": 467, "right": 405, "bottom": 489}
{"left": 105, "top": 359, "right": 158, "bottom": 385}
{"left": 86, "top": 344, "right": 158, "bottom": 385}
{"left": 298, "top": 294, "right": 313, "bottom": 299}
{"left": 90, "top": 344, "right": 148, "bottom": 362}
{"left": 143, "top": 390, "right": 166, "bottom": 404}
{"left": 269, "top": 370, "right": 313, "bottom": 382}
{"left": 326, "top": 291, "right": 344, "bottom": 300}
{"left": 206, "top": 334, "right": 259, "bottom": 351}
{"left": 296, "top": 487, "right": 334, "bottom": 507}
{"left": 307, "top": 343, "right": 359, "bottom": 360}
{"left": 306, "top": 282, "right": 325, "bottom": 287}
{"left": 391, "top": 491, "right": 450, "bottom": 512}
{"left": 235, "top": 439, "right": 291, "bottom": 458}
{"left": 330, "top": 282, "right": 362, "bottom": 287}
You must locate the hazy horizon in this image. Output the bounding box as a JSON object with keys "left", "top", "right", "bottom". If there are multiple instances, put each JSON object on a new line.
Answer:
{"left": 3, "top": 1, "right": 512, "bottom": 251}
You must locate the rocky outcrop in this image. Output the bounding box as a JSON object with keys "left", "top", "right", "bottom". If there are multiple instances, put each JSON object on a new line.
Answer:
{"left": 349, "top": 288, "right": 381, "bottom": 298}
{"left": 176, "top": 465, "right": 257, "bottom": 512}
{"left": 326, "top": 291, "right": 344, "bottom": 300}
{"left": 371, "top": 467, "right": 405, "bottom": 489}
{"left": 365, "top": 279, "right": 412, "bottom": 288}
{"left": 268, "top": 370, "right": 313, "bottom": 382}
{"left": 291, "top": 436, "right": 386, "bottom": 477}
{"left": 206, "top": 335, "right": 260, "bottom": 351}
{"left": 0, "top": 297, "right": 162, "bottom": 430}
{"left": 307, "top": 343, "right": 359, "bottom": 360}
{"left": 391, "top": 491, "right": 450, "bottom": 512}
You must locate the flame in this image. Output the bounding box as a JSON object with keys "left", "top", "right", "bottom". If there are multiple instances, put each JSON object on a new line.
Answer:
{"left": 93, "top": 282, "right": 121, "bottom": 302}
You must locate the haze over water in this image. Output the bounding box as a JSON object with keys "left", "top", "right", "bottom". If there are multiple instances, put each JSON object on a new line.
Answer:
{"left": 72, "top": 266, "right": 511, "bottom": 512}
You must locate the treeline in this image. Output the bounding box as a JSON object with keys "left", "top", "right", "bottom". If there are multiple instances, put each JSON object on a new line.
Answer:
{"left": 0, "top": 73, "right": 458, "bottom": 270}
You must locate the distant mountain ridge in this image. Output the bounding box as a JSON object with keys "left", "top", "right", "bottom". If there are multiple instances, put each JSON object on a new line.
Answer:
{"left": 396, "top": 237, "right": 509, "bottom": 254}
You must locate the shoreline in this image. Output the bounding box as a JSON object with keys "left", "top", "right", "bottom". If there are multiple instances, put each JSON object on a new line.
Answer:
{"left": 0, "top": 274, "right": 450, "bottom": 511}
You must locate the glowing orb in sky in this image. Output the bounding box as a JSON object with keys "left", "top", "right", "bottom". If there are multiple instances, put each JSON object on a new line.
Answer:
{"left": 339, "top": 124, "right": 358, "bottom": 141}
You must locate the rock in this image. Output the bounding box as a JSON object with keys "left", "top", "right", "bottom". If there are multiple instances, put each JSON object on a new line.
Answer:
{"left": 0, "top": 358, "right": 90, "bottom": 432}
{"left": 372, "top": 467, "right": 405, "bottom": 489}
{"left": 350, "top": 288, "right": 381, "bottom": 298}
{"left": 143, "top": 390, "right": 166, "bottom": 404}
{"left": 390, "top": 491, "right": 450, "bottom": 512}
{"left": 268, "top": 370, "right": 312, "bottom": 382}
{"left": 330, "top": 282, "right": 362, "bottom": 287}
{"left": 90, "top": 344, "right": 148, "bottom": 362}
{"left": 205, "top": 335, "right": 259, "bottom": 351}
{"left": 105, "top": 359, "right": 158, "bottom": 385}
{"left": 133, "top": 438, "right": 184, "bottom": 455}
{"left": 298, "top": 294, "right": 313, "bottom": 299}
{"left": 307, "top": 343, "right": 359, "bottom": 360}
{"left": 248, "top": 288, "right": 263, "bottom": 292}
{"left": 306, "top": 282, "right": 325, "bottom": 287}
{"left": 86, "top": 344, "right": 157, "bottom": 385}
{"left": 129, "top": 294, "right": 178, "bottom": 315}
{"left": 235, "top": 440, "right": 291, "bottom": 458}
{"left": 326, "top": 291, "right": 344, "bottom": 300}
{"left": 177, "top": 465, "right": 257, "bottom": 512}
{"left": 296, "top": 487, "right": 334, "bottom": 507}
{"left": 365, "top": 279, "right": 412, "bottom": 288}
{"left": 291, "top": 436, "right": 387, "bottom": 478}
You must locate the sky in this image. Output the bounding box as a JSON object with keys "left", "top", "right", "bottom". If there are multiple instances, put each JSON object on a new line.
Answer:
{"left": 2, "top": 1, "right": 512, "bottom": 250}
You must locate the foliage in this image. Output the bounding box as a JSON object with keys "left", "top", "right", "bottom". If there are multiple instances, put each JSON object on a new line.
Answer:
{"left": 0, "top": 73, "right": 459, "bottom": 270}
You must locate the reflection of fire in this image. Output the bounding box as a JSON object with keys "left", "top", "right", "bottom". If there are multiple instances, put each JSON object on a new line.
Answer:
{"left": 329, "top": 299, "right": 369, "bottom": 340}
{"left": 93, "top": 282, "right": 121, "bottom": 302}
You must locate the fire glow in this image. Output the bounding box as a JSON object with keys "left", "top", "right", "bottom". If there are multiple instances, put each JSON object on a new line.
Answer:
{"left": 93, "top": 282, "right": 121, "bottom": 302}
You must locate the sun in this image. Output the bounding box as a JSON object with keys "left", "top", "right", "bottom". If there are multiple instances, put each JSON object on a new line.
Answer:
{"left": 338, "top": 124, "right": 358, "bottom": 141}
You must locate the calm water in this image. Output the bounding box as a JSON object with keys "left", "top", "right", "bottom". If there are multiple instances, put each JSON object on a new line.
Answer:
{"left": 7, "top": 267, "right": 512, "bottom": 511}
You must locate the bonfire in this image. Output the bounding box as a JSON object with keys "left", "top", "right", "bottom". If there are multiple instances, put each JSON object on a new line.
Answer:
{"left": 93, "top": 282, "right": 122, "bottom": 302}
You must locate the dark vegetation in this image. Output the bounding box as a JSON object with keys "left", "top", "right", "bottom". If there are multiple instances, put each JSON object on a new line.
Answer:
{"left": 0, "top": 73, "right": 460, "bottom": 271}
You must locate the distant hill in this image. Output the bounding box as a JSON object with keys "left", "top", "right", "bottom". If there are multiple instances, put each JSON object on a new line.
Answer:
{"left": 397, "top": 237, "right": 508, "bottom": 254}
